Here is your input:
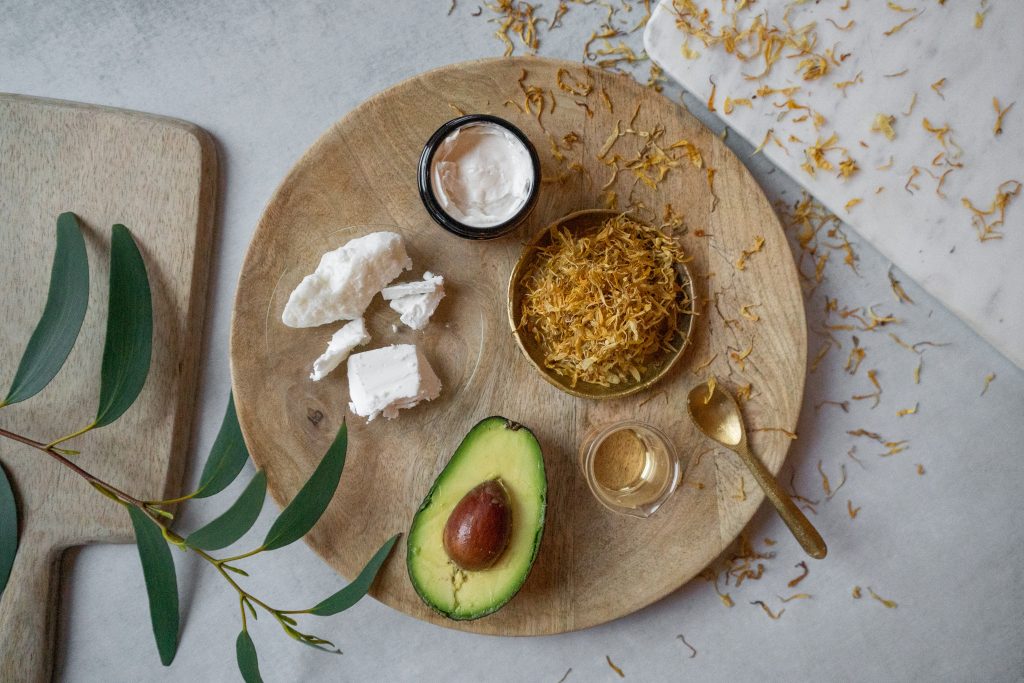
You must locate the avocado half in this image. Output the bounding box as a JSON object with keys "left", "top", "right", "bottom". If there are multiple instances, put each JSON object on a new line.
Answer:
{"left": 407, "top": 416, "right": 547, "bottom": 620}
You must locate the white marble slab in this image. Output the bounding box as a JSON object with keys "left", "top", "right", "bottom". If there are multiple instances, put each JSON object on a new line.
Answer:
{"left": 645, "top": 0, "right": 1024, "bottom": 368}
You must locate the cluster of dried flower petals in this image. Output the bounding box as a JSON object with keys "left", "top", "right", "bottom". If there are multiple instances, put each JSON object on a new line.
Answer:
{"left": 518, "top": 215, "right": 690, "bottom": 387}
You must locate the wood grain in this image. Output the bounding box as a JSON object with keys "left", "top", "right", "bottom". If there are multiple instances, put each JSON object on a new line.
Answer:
{"left": 0, "top": 94, "right": 216, "bottom": 680}
{"left": 230, "top": 57, "right": 806, "bottom": 636}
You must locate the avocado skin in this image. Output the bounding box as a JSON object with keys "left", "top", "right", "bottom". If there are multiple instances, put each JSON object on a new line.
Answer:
{"left": 407, "top": 416, "right": 547, "bottom": 621}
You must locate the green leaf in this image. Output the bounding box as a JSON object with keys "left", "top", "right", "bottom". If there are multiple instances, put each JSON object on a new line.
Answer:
{"left": 308, "top": 533, "right": 399, "bottom": 616}
{"left": 235, "top": 630, "right": 263, "bottom": 683}
{"left": 0, "top": 461, "right": 18, "bottom": 599}
{"left": 261, "top": 423, "right": 347, "bottom": 551}
{"left": 94, "top": 224, "right": 152, "bottom": 428}
{"left": 1, "top": 212, "right": 89, "bottom": 407}
{"left": 127, "top": 506, "right": 179, "bottom": 666}
{"left": 193, "top": 393, "right": 250, "bottom": 499}
{"left": 185, "top": 471, "right": 266, "bottom": 551}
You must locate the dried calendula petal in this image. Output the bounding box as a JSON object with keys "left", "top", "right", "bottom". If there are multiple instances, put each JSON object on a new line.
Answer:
{"left": 751, "top": 600, "right": 785, "bottom": 620}
{"left": 867, "top": 587, "right": 898, "bottom": 609}
{"left": 518, "top": 215, "right": 690, "bottom": 388}
{"left": 677, "top": 634, "right": 698, "bottom": 658}
{"left": 981, "top": 372, "right": 996, "bottom": 396}
{"left": 788, "top": 561, "right": 810, "bottom": 588}
{"left": 555, "top": 67, "right": 593, "bottom": 96}
{"left": 888, "top": 268, "right": 915, "bottom": 304}
{"left": 734, "top": 235, "right": 765, "bottom": 271}
{"left": 606, "top": 656, "right": 624, "bottom": 678}
{"left": 871, "top": 113, "right": 897, "bottom": 140}
{"left": 488, "top": 0, "right": 542, "bottom": 56}
{"left": 723, "top": 96, "right": 753, "bottom": 115}
{"left": 993, "top": 98, "right": 1014, "bottom": 136}
{"left": 896, "top": 404, "right": 918, "bottom": 417}
{"left": 963, "top": 181, "right": 1022, "bottom": 242}
{"left": 883, "top": 10, "right": 922, "bottom": 36}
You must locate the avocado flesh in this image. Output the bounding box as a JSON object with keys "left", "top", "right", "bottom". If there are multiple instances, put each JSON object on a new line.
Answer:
{"left": 407, "top": 416, "right": 547, "bottom": 620}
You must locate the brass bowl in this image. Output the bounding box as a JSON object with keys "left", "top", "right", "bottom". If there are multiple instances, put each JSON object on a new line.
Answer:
{"left": 507, "top": 209, "right": 696, "bottom": 400}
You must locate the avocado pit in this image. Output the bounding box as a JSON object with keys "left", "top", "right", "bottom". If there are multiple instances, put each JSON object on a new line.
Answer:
{"left": 443, "top": 479, "right": 512, "bottom": 571}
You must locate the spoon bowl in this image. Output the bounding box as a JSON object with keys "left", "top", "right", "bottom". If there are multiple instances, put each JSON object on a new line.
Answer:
{"left": 687, "top": 381, "right": 745, "bottom": 448}
{"left": 687, "top": 379, "right": 827, "bottom": 560}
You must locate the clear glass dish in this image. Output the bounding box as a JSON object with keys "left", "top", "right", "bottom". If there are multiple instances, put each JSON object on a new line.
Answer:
{"left": 578, "top": 420, "right": 682, "bottom": 518}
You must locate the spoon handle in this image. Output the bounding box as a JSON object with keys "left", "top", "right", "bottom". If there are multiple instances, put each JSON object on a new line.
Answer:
{"left": 734, "top": 442, "right": 827, "bottom": 559}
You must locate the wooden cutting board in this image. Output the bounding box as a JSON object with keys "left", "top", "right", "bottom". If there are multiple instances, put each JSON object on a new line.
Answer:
{"left": 231, "top": 57, "right": 806, "bottom": 635}
{"left": 0, "top": 94, "right": 216, "bottom": 681}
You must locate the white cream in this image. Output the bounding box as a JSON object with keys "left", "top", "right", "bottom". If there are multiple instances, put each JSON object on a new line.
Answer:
{"left": 430, "top": 122, "right": 534, "bottom": 228}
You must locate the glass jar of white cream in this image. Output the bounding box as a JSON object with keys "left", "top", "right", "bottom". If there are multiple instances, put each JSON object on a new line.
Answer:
{"left": 418, "top": 115, "right": 540, "bottom": 240}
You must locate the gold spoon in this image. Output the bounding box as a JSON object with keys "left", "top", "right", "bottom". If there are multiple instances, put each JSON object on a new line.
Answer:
{"left": 686, "top": 380, "right": 827, "bottom": 559}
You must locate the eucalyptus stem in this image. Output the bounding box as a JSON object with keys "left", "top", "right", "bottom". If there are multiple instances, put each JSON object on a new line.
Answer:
{"left": 239, "top": 595, "right": 248, "bottom": 631}
{"left": 216, "top": 547, "right": 265, "bottom": 565}
{"left": 45, "top": 422, "right": 96, "bottom": 449}
{"left": 145, "top": 490, "right": 199, "bottom": 506}
{"left": 0, "top": 426, "right": 145, "bottom": 508}
{"left": 0, "top": 426, "right": 286, "bottom": 617}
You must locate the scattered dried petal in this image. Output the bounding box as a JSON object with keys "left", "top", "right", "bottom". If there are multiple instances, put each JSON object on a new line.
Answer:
{"left": 993, "top": 98, "right": 1014, "bottom": 136}
{"left": 751, "top": 600, "right": 785, "bottom": 620}
{"left": 871, "top": 113, "right": 897, "bottom": 140}
{"left": 981, "top": 372, "right": 996, "bottom": 396}
{"left": 606, "top": 656, "right": 624, "bottom": 678}
{"left": 788, "top": 561, "right": 810, "bottom": 588}
{"left": 867, "top": 587, "right": 898, "bottom": 609}
{"left": 888, "top": 268, "right": 915, "bottom": 304}
{"left": 677, "top": 634, "right": 698, "bottom": 659}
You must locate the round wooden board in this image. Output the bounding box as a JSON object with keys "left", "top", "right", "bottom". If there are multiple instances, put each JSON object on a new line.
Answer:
{"left": 230, "top": 57, "right": 806, "bottom": 636}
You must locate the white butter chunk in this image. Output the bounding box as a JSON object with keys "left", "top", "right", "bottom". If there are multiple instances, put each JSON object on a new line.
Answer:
{"left": 282, "top": 232, "right": 411, "bottom": 328}
{"left": 347, "top": 344, "right": 441, "bottom": 422}
{"left": 380, "top": 271, "right": 444, "bottom": 300}
{"left": 384, "top": 272, "right": 445, "bottom": 331}
{"left": 310, "top": 318, "right": 371, "bottom": 381}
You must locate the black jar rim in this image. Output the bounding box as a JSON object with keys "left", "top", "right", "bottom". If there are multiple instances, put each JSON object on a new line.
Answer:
{"left": 418, "top": 114, "right": 541, "bottom": 240}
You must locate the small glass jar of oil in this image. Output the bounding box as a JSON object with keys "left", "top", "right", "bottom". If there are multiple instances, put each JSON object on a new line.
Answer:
{"left": 579, "top": 421, "right": 681, "bottom": 518}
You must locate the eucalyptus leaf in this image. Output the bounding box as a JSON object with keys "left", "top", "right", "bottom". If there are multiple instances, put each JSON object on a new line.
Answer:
{"left": 281, "top": 623, "right": 339, "bottom": 654}
{"left": 1, "top": 212, "right": 89, "bottom": 407}
{"left": 261, "top": 423, "right": 347, "bottom": 551}
{"left": 308, "top": 533, "right": 399, "bottom": 616}
{"left": 0, "top": 461, "right": 18, "bottom": 599}
{"left": 193, "top": 393, "right": 250, "bottom": 499}
{"left": 128, "top": 506, "right": 179, "bottom": 666}
{"left": 185, "top": 471, "right": 266, "bottom": 551}
{"left": 94, "top": 224, "right": 152, "bottom": 428}
{"left": 235, "top": 630, "right": 263, "bottom": 683}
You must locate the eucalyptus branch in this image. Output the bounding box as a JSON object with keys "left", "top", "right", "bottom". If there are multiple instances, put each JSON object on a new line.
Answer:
{"left": 1, "top": 215, "right": 398, "bottom": 679}
{"left": 0, "top": 423, "right": 339, "bottom": 649}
